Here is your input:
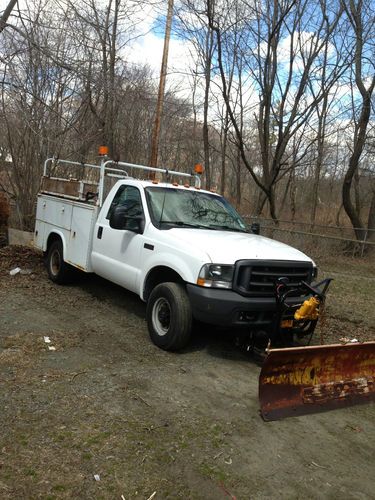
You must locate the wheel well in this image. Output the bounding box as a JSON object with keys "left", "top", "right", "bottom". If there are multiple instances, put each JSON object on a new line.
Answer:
{"left": 143, "top": 266, "right": 185, "bottom": 301}
{"left": 46, "top": 232, "right": 62, "bottom": 253}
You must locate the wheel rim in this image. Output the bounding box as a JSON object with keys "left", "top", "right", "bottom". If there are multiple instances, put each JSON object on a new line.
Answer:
{"left": 50, "top": 248, "right": 61, "bottom": 276}
{"left": 152, "top": 297, "right": 171, "bottom": 336}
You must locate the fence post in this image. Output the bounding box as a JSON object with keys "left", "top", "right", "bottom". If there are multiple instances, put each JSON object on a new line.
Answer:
{"left": 361, "top": 229, "right": 368, "bottom": 258}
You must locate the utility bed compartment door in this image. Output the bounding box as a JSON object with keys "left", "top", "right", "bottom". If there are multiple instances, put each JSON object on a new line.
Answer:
{"left": 36, "top": 196, "right": 73, "bottom": 230}
{"left": 35, "top": 194, "right": 97, "bottom": 272}
{"left": 67, "top": 204, "right": 97, "bottom": 270}
{"left": 34, "top": 219, "right": 46, "bottom": 249}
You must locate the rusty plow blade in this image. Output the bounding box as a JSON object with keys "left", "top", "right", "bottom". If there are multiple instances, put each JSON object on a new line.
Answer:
{"left": 259, "top": 342, "right": 375, "bottom": 421}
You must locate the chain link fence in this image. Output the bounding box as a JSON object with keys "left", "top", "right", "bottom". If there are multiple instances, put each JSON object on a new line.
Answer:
{"left": 243, "top": 216, "right": 375, "bottom": 258}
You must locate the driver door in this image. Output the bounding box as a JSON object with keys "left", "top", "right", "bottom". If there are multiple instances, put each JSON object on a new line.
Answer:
{"left": 91, "top": 184, "right": 145, "bottom": 293}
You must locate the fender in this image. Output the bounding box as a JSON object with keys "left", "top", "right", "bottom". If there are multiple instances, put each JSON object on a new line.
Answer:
{"left": 139, "top": 251, "right": 206, "bottom": 301}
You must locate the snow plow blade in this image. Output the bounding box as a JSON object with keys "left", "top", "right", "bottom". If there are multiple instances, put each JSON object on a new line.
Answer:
{"left": 259, "top": 342, "right": 375, "bottom": 421}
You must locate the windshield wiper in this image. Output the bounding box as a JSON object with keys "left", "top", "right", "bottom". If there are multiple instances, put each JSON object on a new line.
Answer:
{"left": 209, "top": 224, "right": 248, "bottom": 233}
{"left": 159, "top": 220, "right": 210, "bottom": 229}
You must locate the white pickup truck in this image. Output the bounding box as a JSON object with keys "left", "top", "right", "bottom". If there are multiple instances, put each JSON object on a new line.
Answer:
{"left": 34, "top": 158, "right": 317, "bottom": 351}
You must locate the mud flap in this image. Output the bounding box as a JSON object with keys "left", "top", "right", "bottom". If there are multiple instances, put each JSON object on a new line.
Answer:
{"left": 259, "top": 342, "right": 375, "bottom": 421}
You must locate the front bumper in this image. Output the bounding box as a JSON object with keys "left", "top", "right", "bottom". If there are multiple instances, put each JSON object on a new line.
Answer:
{"left": 186, "top": 284, "right": 303, "bottom": 328}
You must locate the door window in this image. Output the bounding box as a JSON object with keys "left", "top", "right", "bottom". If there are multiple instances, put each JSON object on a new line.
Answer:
{"left": 106, "top": 185, "right": 143, "bottom": 230}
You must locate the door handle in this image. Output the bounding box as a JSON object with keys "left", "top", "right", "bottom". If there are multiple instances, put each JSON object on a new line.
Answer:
{"left": 97, "top": 226, "right": 103, "bottom": 239}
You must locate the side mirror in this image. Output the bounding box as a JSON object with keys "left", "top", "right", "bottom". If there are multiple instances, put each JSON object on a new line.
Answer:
{"left": 128, "top": 215, "right": 145, "bottom": 234}
{"left": 109, "top": 206, "right": 127, "bottom": 230}
{"left": 250, "top": 222, "right": 260, "bottom": 235}
{"left": 109, "top": 206, "right": 145, "bottom": 234}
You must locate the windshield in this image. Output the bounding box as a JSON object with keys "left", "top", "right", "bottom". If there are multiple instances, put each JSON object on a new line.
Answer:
{"left": 145, "top": 187, "right": 248, "bottom": 232}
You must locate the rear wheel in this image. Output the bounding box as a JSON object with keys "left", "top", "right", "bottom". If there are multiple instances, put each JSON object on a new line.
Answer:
{"left": 147, "top": 282, "right": 192, "bottom": 351}
{"left": 46, "top": 239, "right": 75, "bottom": 284}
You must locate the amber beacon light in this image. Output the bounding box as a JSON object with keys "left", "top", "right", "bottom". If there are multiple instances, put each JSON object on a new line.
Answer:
{"left": 194, "top": 163, "right": 203, "bottom": 174}
{"left": 98, "top": 145, "right": 109, "bottom": 156}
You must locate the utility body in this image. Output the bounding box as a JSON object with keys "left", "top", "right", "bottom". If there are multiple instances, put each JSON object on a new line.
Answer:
{"left": 35, "top": 157, "right": 317, "bottom": 350}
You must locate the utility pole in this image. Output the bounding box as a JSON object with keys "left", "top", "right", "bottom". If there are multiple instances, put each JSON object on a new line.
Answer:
{"left": 149, "top": 0, "right": 174, "bottom": 171}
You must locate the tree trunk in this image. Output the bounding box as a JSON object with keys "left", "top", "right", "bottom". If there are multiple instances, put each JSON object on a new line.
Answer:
{"left": 290, "top": 170, "right": 297, "bottom": 221}
{"left": 280, "top": 172, "right": 292, "bottom": 217}
{"left": 256, "top": 191, "right": 267, "bottom": 216}
{"left": 367, "top": 189, "right": 375, "bottom": 242}
{"left": 220, "top": 109, "right": 229, "bottom": 196}
{"left": 341, "top": 1, "right": 375, "bottom": 241}
{"left": 235, "top": 148, "right": 242, "bottom": 208}
{"left": 0, "top": 0, "right": 18, "bottom": 33}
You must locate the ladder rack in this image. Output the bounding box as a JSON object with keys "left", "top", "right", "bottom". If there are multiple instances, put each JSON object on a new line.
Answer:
{"left": 42, "top": 158, "right": 202, "bottom": 206}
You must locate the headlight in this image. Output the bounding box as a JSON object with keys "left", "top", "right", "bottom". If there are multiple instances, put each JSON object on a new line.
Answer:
{"left": 197, "top": 264, "right": 234, "bottom": 289}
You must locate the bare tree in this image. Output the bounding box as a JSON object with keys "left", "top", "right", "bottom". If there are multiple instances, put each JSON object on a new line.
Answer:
{"left": 175, "top": 0, "right": 216, "bottom": 188}
{"left": 341, "top": 0, "right": 375, "bottom": 240}
{"left": 206, "top": 0, "right": 346, "bottom": 221}
{"left": 0, "top": 0, "right": 87, "bottom": 228}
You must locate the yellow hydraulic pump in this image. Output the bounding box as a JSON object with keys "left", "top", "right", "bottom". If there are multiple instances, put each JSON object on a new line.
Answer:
{"left": 294, "top": 296, "right": 320, "bottom": 321}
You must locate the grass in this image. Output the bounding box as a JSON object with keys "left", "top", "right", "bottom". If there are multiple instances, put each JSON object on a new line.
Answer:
{"left": 318, "top": 255, "right": 375, "bottom": 330}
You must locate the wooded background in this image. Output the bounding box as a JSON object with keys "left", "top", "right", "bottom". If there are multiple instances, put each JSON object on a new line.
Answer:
{"left": 0, "top": 0, "right": 374, "bottom": 244}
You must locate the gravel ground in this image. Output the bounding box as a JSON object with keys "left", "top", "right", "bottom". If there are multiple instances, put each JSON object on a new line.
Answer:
{"left": 0, "top": 246, "right": 374, "bottom": 499}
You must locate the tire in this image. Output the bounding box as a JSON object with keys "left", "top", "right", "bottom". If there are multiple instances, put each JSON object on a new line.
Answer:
{"left": 46, "top": 239, "right": 75, "bottom": 284}
{"left": 146, "top": 282, "right": 192, "bottom": 351}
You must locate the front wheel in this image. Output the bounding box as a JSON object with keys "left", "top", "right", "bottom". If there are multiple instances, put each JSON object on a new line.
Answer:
{"left": 146, "top": 282, "right": 192, "bottom": 351}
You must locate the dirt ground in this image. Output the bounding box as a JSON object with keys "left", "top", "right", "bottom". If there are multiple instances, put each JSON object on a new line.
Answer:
{"left": 0, "top": 246, "right": 374, "bottom": 499}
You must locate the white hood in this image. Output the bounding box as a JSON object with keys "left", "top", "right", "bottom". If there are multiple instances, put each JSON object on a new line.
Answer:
{"left": 168, "top": 228, "right": 312, "bottom": 264}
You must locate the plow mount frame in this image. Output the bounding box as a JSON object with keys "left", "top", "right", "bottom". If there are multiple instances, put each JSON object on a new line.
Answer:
{"left": 269, "top": 278, "right": 333, "bottom": 347}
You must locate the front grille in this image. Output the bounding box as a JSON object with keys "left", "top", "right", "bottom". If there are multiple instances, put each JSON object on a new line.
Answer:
{"left": 233, "top": 260, "right": 313, "bottom": 297}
